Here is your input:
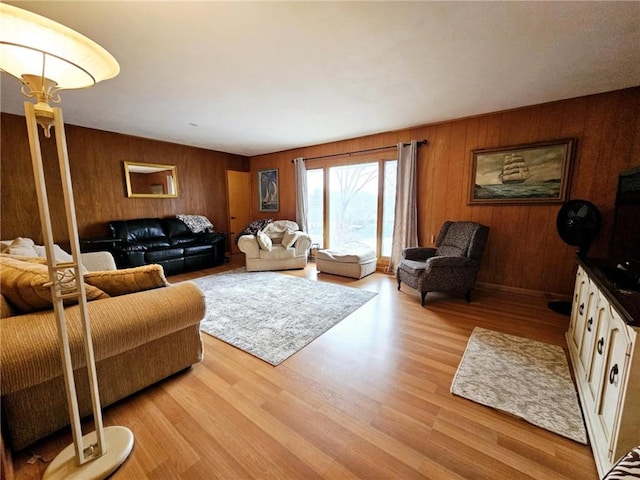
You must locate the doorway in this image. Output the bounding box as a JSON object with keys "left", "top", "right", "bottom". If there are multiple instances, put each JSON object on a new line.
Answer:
{"left": 226, "top": 170, "right": 251, "bottom": 254}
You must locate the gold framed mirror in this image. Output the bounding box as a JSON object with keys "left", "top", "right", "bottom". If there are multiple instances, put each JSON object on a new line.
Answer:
{"left": 124, "top": 161, "right": 179, "bottom": 198}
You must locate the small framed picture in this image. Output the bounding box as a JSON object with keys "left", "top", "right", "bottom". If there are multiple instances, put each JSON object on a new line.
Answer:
{"left": 469, "top": 138, "right": 575, "bottom": 205}
{"left": 258, "top": 168, "right": 279, "bottom": 212}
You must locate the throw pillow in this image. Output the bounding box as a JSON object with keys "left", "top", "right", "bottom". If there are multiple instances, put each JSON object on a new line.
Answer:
{"left": 256, "top": 230, "right": 273, "bottom": 251}
{"left": 33, "top": 244, "right": 89, "bottom": 275}
{"left": 281, "top": 229, "right": 300, "bottom": 249}
{"left": 603, "top": 446, "right": 640, "bottom": 479}
{"left": 84, "top": 264, "right": 170, "bottom": 297}
{"left": 235, "top": 218, "right": 272, "bottom": 244}
{"left": 0, "top": 256, "right": 109, "bottom": 313}
{"left": 0, "top": 253, "right": 47, "bottom": 264}
{"left": 7, "top": 237, "right": 37, "bottom": 257}
{"left": 264, "top": 221, "right": 299, "bottom": 244}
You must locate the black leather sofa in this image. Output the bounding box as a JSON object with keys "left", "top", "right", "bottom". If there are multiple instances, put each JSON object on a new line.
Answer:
{"left": 108, "top": 217, "right": 226, "bottom": 275}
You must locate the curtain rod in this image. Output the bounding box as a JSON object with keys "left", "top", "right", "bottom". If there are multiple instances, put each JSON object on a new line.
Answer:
{"left": 292, "top": 139, "right": 428, "bottom": 163}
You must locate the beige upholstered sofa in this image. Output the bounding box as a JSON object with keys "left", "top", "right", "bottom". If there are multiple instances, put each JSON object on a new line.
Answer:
{"left": 0, "top": 243, "right": 205, "bottom": 451}
{"left": 237, "top": 220, "right": 312, "bottom": 271}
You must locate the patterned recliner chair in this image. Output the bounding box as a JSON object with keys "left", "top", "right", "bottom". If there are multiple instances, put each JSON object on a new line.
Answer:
{"left": 396, "top": 221, "right": 489, "bottom": 306}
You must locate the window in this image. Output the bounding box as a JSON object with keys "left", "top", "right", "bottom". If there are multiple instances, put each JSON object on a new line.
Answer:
{"left": 307, "top": 157, "right": 397, "bottom": 259}
{"left": 329, "top": 162, "right": 379, "bottom": 250}
{"left": 306, "top": 169, "right": 324, "bottom": 247}
{"left": 381, "top": 160, "right": 397, "bottom": 257}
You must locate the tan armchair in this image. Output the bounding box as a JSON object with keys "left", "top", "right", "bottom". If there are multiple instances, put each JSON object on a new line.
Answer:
{"left": 396, "top": 221, "right": 489, "bottom": 306}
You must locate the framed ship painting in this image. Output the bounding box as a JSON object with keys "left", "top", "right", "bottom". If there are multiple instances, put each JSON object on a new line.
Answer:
{"left": 258, "top": 168, "right": 279, "bottom": 212}
{"left": 468, "top": 138, "right": 575, "bottom": 205}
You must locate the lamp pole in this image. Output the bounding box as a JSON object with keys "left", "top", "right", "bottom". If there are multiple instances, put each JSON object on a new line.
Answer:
{"left": 1, "top": 4, "right": 133, "bottom": 479}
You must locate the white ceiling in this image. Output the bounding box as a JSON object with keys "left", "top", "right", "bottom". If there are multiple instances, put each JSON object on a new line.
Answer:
{"left": 1, "top": 1, "right": 639, "bottom": 157}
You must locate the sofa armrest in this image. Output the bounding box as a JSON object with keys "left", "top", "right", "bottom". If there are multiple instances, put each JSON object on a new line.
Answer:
{"left": 403, "top": 247, "right": 437, "bottom": 261}
{"left": 293, "top": 232, "right": 312, "bottom": 256}
{"left": 425, "top": 256, "right": 477, "bottom": 270}
{"left": 198, "top": 232, "right": 225, "bottom": 245}
{"left": 237, "top": 235, "right": 260, "bottom": 258}
{"left": 81, "top": 251, "right": 117, "bottom": 272}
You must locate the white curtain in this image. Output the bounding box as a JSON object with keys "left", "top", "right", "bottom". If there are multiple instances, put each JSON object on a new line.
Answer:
{"left": 294, "top": 157, "right": 308, "bottom": 232}
{"left": 388, "top": 141, "right": 419, "bottom": 273}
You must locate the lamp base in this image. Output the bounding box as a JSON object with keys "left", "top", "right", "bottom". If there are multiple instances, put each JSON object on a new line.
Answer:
{"left": 43, "top": 426, "right": 134, "bottom": 480}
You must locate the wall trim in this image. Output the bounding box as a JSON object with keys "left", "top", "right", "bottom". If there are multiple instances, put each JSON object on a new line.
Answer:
{"left": 477, "top": 282, "right": 572, "bottom": 302}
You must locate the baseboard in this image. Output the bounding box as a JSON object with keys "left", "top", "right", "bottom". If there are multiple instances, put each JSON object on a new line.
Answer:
{"left": 477, "top": 282, "right": 572, "bottom": 302}
{"left": 320, "top": 263, "right": 572, "bottom": 301}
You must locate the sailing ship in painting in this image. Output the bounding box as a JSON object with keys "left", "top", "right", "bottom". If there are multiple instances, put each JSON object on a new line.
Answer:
{"left": 471, "top": 140, "right": 572, "bottom": 203}
{"left": 473, "top": 150, "right": 563, "bottom": 201}
{"left": 499, "top": 153, "right": 531, "bottom": 184}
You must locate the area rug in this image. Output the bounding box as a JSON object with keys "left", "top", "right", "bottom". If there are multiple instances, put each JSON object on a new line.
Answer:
{"left": 192, "top": 269, "right": 377, "bottom": 365}
{"left": 451, "top": 327, "right": 587, "bottom": 444}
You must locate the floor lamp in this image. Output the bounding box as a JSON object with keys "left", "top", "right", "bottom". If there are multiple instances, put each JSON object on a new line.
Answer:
{"left": 0, "top": 4, "right": 134, "bottom": 479}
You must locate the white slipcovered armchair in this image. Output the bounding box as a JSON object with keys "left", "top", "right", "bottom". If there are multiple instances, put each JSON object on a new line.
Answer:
{"left": 237, "top": 220, "right": 312, "bottom": 271}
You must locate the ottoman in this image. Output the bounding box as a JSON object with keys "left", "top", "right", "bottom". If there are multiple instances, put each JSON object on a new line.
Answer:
{"left": 316, "top": 248, "right": 377, "bottom": 279}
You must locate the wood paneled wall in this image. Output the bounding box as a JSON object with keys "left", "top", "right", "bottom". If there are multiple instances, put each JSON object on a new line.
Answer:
{"left": 0, "top": 113, "right": 249, "bottom": 244}
{"left": 2, "top": 88, "right": 638, "bottom": 296}
{"left": 249, "top": 87, "right": 640, "bottom": 296}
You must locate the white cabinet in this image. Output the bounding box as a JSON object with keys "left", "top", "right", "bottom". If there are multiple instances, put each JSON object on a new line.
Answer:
{"left": 567, "top": 264, "right": 640, "bottom": 479}
{"left": 568, "top": 266, "right": 589, "bottom": 361}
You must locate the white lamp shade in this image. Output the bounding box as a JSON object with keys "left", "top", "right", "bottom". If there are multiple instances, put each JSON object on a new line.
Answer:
{"left": 0, "top": 3, "right": 119, "bottom": 89}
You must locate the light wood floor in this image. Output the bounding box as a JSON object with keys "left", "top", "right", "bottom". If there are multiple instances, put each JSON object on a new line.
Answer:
{"left": 11, "top": 260, "right": 598, "bottom": 479}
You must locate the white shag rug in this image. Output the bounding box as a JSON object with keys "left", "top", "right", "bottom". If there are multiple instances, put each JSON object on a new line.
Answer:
{"left": 193, "top": 269, "right": 376, "bottom": 365}
{"left": 451, "top": 327, "right": 587, "bottom": 444}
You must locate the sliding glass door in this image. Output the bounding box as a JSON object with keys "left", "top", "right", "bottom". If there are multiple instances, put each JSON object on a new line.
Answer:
{"left": 306, "top": 168, "right": 324, "bottom": 247}
{"left": 329, "top": 162, "right": 378, "bottom": 250}
{"left": 381, "top": 160, "right": 397, "bottom": 257}
{"left": 307, "top": 156, "right": 396, "bottom": 260}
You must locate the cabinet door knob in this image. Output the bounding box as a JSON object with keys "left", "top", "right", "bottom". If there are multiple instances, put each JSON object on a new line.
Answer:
{"left": 597, "top": 338, "right": 604, "bottom": 355}
{"left": 609, "top": 364, "right": 619, "bottom": 385}
{"left": 579, "top": 303, "right": 585, "bottom": 315}
{"left": 587, "top": 317, "right": 593, "bottom": 332}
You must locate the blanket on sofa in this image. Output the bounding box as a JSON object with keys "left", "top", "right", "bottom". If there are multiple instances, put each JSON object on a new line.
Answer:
{"left": 235, "top": 218, "right": 272, "bottom": 244}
